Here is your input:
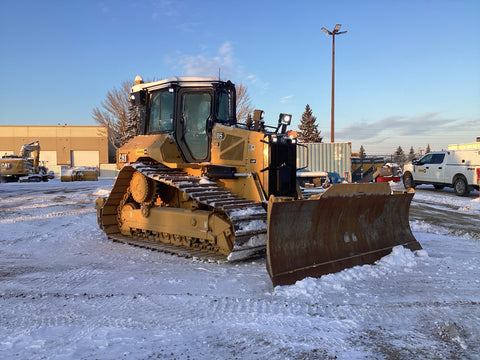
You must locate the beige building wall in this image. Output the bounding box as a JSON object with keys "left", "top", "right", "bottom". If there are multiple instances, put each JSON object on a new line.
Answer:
{"left": 0, "top": 125, "right": 109, "bottom": 167}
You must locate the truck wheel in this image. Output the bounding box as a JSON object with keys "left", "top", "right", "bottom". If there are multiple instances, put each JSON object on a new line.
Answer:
{"left": 453, "top": 177, "right": 469, "bottom": 196}
{"left": 403, "top": 173, "right": 414, "bottom": 189}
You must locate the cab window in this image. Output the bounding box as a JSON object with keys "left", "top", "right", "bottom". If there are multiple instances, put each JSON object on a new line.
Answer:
{"left": 216, "top": 90, "right": 231, "bottom": 123}
{"left": 432, "top": 154, "right": 445, "bottom": 164}
{"left": 419, "top": 154, "right": 433, "bottom": 164}
{"left": 183, "top": 92, "right": 211, "bottom": 160}
{"left": 148, "top": 90, "right": 174, "bottom": 133}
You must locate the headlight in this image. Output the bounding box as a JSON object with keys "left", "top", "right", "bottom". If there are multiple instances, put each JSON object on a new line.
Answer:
{"left": 279, "top": 113, "right": 292, "bottom": 125}
{"left": 253, "top": 109, "right": 265, "bottom": 122}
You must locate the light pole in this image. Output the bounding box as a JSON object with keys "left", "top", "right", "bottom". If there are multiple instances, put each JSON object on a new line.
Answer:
{"left": 321, "top": 24, "right": 347, "bottom": 143}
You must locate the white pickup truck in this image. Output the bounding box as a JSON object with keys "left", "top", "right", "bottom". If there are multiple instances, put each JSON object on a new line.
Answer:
{"left": 403, "top": 149, "right": 480, "bottom": 196}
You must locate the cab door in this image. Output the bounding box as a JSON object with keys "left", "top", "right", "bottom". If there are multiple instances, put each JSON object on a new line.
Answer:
{"left": 414, "top": 153, "right": 433, "bottom": 182}
{"left": 414, "top": 153, "right": 445, "bottom": 183}
{"left": 428, "top": 153, "right": 446, "bottom": 183}
{"left": 176, "top": 90, "right": 213, "bottom": 162}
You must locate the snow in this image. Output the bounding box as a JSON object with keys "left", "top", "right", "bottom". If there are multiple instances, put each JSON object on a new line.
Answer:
{"left": 1, "top": 180, "right": 479, "bottom": 359}
{"left": 413, "top": 185, "right": 480, "bottom": 213}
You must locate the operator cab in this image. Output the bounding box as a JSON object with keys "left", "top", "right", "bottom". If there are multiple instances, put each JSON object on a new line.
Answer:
{"left": 131, "top": 76, "right": 236, "bottom": 163}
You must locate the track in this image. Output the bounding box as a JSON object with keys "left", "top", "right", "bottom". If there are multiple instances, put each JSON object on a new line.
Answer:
{"left": 101, "top": 163, "right": 268, "bottom": 261}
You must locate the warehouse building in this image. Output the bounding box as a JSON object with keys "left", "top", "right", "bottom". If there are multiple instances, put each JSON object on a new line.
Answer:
{"left": 0, "top": 125, "right": 112, "bottom": 173}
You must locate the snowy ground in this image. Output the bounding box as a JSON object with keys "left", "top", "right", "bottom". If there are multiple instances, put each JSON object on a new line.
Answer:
{"left": 0, "top": 180, "right": 479, "bottom": 359}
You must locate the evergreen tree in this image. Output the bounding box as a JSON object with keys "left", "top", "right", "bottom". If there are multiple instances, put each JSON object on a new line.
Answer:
{"left": 297, "top": 104, "right": 322, "bottom": 143}
{"left": 393, "top": 146, "right": 406, "bottom": 165}
{"left": 121, "top": 101, "right": 144, "bottom": 145}
{"left": 426, "top": 144, "right": 431, "bottom": 154}
{"left": 407, "top": 146, "right": 416, "bottom": 161}
{"left": 245, "top": 113, "right": 253, "bottom": 129}
{"left": 359, "top": 145, "right": 366, "bottom": 159}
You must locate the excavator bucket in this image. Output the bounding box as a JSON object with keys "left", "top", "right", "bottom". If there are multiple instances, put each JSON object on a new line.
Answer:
{"left": 266, "top": 183, "right": 421, "bottom": 286}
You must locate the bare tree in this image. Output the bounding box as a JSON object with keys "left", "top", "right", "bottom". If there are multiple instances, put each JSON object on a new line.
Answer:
{"left": 235, "top": 83, "right": 254, "bottom": 122}
{"left": 92, "top": 81, "right": 139, "bottom": 149}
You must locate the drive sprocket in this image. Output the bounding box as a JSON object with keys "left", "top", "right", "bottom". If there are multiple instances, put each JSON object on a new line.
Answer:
{"left": 130, "top": 171, "right": 155, "bottom": 204}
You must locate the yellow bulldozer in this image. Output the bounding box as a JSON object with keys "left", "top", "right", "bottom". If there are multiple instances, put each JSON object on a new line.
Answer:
{"left": 96, "top": 76, "right": 421, "bottom": 286}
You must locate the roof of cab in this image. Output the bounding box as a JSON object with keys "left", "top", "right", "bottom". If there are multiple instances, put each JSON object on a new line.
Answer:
{"left": 131, "top": 76, "right": 229, "bottom": 93}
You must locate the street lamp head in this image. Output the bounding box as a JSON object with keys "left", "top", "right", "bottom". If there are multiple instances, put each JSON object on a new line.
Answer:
{"left": 321, "top": 27, "right": 331, "bottom": 35}
{"left": 334, "top": 24, "right": 342, "bottom": 32}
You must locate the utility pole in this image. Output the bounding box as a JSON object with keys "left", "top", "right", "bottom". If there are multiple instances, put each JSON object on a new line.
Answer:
{"left": 321, "top": 24, "right": 347, "bottom": 143}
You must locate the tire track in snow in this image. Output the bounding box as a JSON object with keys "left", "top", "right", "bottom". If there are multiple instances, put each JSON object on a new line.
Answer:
{"left": 0, "top": 208, "right": 96, "bottom": 224}
{"left": 0, "top": 199, "right": 92, "bottom": 213}
{"left": 4, "top": 292, "right": 475, "bottom": 328}
{"left": 1, "top": 292, "right": 478, "bottom": 359}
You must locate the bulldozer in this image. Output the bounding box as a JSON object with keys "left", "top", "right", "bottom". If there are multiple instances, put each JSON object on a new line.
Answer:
{"left": 0, "top": 140, "right": 52, "bottom": 183}
{"left": 96, "top": 76, "right": 421, "bottom": 286}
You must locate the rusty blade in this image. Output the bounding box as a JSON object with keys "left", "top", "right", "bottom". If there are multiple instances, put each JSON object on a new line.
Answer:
{"left": 266, "top": 183, "right": 421, "bottom": 287}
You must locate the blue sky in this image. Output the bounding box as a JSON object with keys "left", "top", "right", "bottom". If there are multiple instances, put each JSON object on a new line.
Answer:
{"left": 1, "top": 0, "right": 479, "bottom": 155}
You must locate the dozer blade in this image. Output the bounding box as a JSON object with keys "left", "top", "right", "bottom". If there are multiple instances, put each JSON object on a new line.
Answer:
{"left": 266, "top": 183, "right": 421, "bottom": 287}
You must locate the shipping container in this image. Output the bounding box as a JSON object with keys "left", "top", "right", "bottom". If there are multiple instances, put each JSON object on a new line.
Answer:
{"left": 297, "top": 142, "right": 352, "bottom": 183}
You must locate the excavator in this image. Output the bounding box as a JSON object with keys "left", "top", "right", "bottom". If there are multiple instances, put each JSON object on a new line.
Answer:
{"left": 0, "top": 141, "right": 52, "bottom": 182}
{"left": 96, "top": 76, "right": 421, "bottom": 286}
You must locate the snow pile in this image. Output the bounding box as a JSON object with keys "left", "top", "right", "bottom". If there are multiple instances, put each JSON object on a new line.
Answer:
{"left": 199, "top": 177, "right": 215, "bottom": 185}
{"left": 410, "top": 220, "right": 451, "bottom": 236}
{"left": 376, "top": 245, "right": 428, "bottom": 269}
{"left": 92, "top": 188, "right": 111, "bottom": 197}
{"left": 275, "top": 246, "right": 428, "bottom": 299}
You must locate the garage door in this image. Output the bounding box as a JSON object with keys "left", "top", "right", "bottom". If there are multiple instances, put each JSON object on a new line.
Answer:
{"left": 40, "top": 151, "right": 57, "bottom": 166}
{"left": 70, "top": 151, "right": 99, "bottom": 167}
